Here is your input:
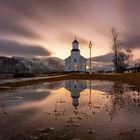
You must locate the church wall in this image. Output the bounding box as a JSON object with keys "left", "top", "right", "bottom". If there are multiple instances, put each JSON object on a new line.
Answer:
{"left": 81, "top": 59, "right": 87, "bottom": 72}
{"left": 71, "top": 51, "right": 80, "bottom": 71}
{"left": 65, "top": 58, "right": 71, "bottom": 72}
{"left": 65, "top": 53, "right": 86, "bottom": 72}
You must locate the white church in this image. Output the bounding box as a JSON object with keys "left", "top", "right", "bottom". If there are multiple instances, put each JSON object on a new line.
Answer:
{"left": 65, "top": 38, "right": 86, "bottom": 72}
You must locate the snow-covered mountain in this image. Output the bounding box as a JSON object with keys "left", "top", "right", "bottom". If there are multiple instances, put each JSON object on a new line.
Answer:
{"left": 86, "top": 53, "right": 113, "bottom": 72}
{"left": 0, "top": 56, "right": 64, "bottom": 74}
{"left": 0, "top": 53, "right": 138, "bottom": 74}
{"left": 87, "top": 53, "right": 139, "bottom": 72}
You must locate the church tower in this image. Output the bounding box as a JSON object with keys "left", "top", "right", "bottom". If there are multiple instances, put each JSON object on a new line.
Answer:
{"left": 65, "top": 38, "right": 86, "bottom": 72}
{"left": 72, "top": 37, "right": 79, "bottom": 50}
{"left": 71, "top": 38, "right": 80, "bottom": 71}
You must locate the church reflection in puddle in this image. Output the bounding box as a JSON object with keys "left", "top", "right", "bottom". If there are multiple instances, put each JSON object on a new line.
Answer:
{"left": 65, "top": 80, "right": 87, "bottom": 108}
{"left": 65, "top": 80, "right": 95, "bottom": 110}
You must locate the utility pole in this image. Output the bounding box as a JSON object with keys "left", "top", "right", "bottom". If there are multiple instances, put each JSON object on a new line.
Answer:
{"left": 89, "top": 41, "right": 92, "bottom": 74}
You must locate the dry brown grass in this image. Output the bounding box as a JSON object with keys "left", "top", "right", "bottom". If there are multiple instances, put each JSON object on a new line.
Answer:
{"left": 68, "top": 73, "right": 140, "bottom": 85}
{"left": 0, "top": 73, "right": 140, "bottom": 92}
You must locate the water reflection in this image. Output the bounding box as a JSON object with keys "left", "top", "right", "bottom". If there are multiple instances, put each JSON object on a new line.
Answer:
{"left": 65, "top": 80, "right": 86, "bottom": 108}
{"left": 88, "top": 81, "right": 92, "bottom": 109}
{"left": 0, "top": 80, "right": 140, "bottom": 140}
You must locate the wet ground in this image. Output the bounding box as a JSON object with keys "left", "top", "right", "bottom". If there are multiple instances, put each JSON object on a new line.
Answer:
{"left": 0, "top": 80, "right": 140, "bottom": 140}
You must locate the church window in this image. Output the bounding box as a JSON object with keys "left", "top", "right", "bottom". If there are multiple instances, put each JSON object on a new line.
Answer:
{"left": 74, "top": 59, "right": 77, "bottom": 62}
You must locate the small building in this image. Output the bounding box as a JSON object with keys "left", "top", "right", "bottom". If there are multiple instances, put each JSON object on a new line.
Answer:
{"left": 65, "top": 39, "right": 86, "bottom": 72}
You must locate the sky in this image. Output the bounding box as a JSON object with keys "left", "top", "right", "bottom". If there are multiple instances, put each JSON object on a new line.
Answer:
{"left": 0, "top": 0, "right": 140, "bottom": 60}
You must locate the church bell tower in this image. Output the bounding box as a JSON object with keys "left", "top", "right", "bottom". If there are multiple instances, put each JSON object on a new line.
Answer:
{"left": 71, "top": 37, "right": 80, "bottom": 51}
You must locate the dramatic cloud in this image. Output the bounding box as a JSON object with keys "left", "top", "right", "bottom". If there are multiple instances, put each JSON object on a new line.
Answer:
{"left": 56, "top": 31, "right": 89, "bottom": 47}
{"left": 0, "top": 0, "right": 139, "bottom": 58}
{"left": 123, "top": 35, "right": 140, "bottom": 49}
{"left": 0, "top": 39, "right": 50, "bottom": 56}
{"left": 119, "top": 0, "right": 140, "bottom": 49}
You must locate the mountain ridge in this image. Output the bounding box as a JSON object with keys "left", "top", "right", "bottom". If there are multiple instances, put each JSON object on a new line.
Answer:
{"left": 0, "top": 53, "right": 139, "bottom": 74}
{"left": 0, "top": 56, "right": 64, "bottom": 74}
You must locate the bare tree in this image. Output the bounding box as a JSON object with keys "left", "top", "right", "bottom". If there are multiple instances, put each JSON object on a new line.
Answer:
{"left": 117, "top": 50, "right": 133, "bottom": 73}
{"left": 111, "top": 27, "right": 133, "bottom": 73}
{"left": 111, "top": 27, "right": 122, "bottom": 73}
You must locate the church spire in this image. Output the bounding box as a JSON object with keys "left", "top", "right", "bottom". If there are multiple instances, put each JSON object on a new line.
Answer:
{"left": 75, "top": 35, "right": 77, "bottom": 40}
{"left": 72, "top": 36, "right": 79, "bottom": 44}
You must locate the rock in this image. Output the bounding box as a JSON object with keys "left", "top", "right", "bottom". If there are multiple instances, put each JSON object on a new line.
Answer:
{"left": 119, "top": 131, "right": 129, "bottom": 136}
{"left": 77, "top": 116, "right": 82, "bottom": 120}
{"left": 106, "top": 112, "right": 111, "bottom": 115}
{"left": 93, "top": 106, "right": 100, "bottom": 109}
{"left": 37, "top": 127, "right": 55, "bottom": 134}
{"left": 3, "top": 111, "right": 7, "bottom": 115}
{"left": 44, "top": 112, "right": 51, "bottom": 115}
{"left": 55, "top": 112, "right": 61, "bottom": 115}
{"left": 66, "top": 123, "right": 72, "bottom": 127}
{"left": 92, "top": 111, "right": 96, "bottom": 114}
{"left": 73, "top": 123, "right": 80, "bottom": 127}
{"left": 87, "top": 129, "right": 95, "bottom": 134}
{"left": 67, "top": 118, "right": 75, "bottom": 123}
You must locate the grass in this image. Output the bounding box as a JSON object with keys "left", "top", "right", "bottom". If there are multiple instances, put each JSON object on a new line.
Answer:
{"left": 68, "top": 73, "right": 140, "bottom": 85}
{"left": 0, "top": 73, "right": 140, "bottom": 92}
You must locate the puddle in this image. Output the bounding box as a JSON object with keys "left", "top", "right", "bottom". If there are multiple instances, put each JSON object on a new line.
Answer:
{"left": 0, "top": 80, "right": 140, "bottom": 140}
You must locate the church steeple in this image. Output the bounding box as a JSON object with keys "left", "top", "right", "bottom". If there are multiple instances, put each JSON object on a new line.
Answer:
{"left": 72, "top": 97, "right": 79, "bottom": 108}
{"left": 72, "top": 37, "right": 79, "bottom": 51}
{"left": 72, "top": 36, "right": 79, "bottom": 45}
